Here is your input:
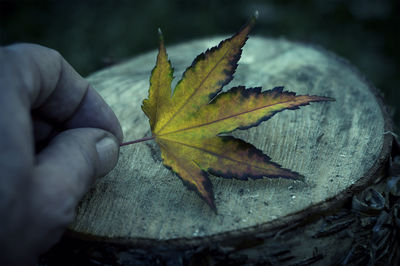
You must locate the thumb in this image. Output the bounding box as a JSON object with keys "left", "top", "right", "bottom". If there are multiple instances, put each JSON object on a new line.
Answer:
{"left": 8, "top": 128, "right": 120, "bottom": 264}
{"left": 25, "top": 128, "right": 120, "bottom": 262}
{"left": 34, "top": 127, "right": 120, "bottom": 202}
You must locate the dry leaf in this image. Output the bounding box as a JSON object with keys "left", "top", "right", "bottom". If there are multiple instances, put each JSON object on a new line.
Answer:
{"left": 141, "top": 15, "right": 334, "bottom": 211}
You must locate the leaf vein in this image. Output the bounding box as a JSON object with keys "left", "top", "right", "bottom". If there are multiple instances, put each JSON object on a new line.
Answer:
{"left": 160, "top": 99, "right": 296, "bottom": 136}
{"left": 162, "top": 138, "right": 270, "bottom": 172}
{"left": 157, "top": 43, "right": 234, "bottom": 134}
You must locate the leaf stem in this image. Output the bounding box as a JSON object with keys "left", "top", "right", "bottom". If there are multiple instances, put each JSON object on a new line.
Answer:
{"left": 120, "top": 136, "right": 154, "bottom": 147}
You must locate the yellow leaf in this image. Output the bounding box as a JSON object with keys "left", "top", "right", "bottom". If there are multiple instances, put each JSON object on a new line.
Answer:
{"left": 140, "top": 15, "right": 334, "bottom": 211}
{"left": 160, "top": 86, "right": 331, "bottom": 140}
{"left": 154, "top": 16, "right": 256, "bottom": 135}
{"left": 142, "top": 29, "right": 174, "bottom": 131}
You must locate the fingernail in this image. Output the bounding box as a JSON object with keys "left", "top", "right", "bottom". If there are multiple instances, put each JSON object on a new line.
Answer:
{"left": 95, "top": 136, "right": 119, "bottom": 177}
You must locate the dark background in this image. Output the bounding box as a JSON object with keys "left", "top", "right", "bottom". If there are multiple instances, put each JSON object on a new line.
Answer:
{"left": 1, "top": 1, "right": 399, "bottom": 264}
{"left": 1, "top": 0, "right": 399, "bottom": 128}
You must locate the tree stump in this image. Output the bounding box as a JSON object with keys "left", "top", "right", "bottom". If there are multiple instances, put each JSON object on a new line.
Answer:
{"left": 67, "top": 36, "right": 392, "bottom": 264}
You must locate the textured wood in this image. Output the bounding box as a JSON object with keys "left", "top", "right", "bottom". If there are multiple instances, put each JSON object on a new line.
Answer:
{"left": 69, "top": 36, "right": 390, "bottom": 244}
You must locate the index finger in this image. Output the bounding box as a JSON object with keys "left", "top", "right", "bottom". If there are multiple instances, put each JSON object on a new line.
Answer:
{"left": 2, "top": 43, "right": 123, "bottom": 142}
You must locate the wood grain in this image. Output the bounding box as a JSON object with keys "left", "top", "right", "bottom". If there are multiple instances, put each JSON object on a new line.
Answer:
{"left": 69, "top": 36, "right": 390, "bottom": 245}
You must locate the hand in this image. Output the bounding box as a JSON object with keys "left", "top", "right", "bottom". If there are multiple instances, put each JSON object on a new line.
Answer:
{"left": 0, "top": 43, "right": 123, "bottom": 265}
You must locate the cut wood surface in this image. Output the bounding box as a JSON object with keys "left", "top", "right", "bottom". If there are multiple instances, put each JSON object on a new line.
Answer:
{"left": 69, "top": 36, "right": 391, "bottom": 246}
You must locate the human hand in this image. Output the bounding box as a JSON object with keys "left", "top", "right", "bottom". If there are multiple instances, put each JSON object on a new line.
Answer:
{"left": 0, "top": 43, "right": 123, "bottom": 265}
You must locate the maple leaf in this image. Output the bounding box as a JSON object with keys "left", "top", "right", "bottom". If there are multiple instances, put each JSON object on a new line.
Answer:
{"left": 138, "top": 15, "right": 334, "bottom": 211}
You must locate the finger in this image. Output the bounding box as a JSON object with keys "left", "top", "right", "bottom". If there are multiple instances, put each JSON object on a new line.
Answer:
{"left": 0, "top": 55, "right": 34, "bottom": 202}
{"left": 8, "top": 128, "right": 119, "bottom": 264}
{"left": 34, "top": 127, "right": 120, "bottom": 196}
{"left": 0, "top": 47, "right": 38, "bottom": 265}
{"left": 32, "top": 127, "right": 119, "bottom": 241}
{"left": 1, "top": 43, "right": 123, "bottom": 141}
{"left": 31, "top": 86, "right": 121, "bottom": 151}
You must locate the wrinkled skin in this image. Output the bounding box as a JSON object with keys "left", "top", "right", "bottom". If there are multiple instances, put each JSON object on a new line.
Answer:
{"left": 0, "top": 43, "right": 123, "bottom": 265}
